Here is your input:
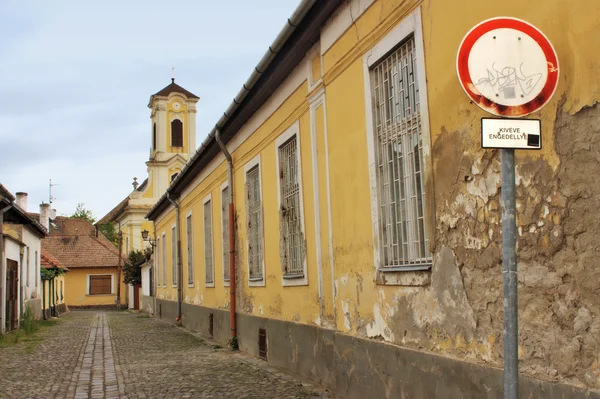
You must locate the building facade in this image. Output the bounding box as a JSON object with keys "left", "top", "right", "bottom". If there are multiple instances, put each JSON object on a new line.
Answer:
{"left": 0, "top": 187, "right": 47, "bottom": 333}
{"left": 98, "top": 79, "right": 199, "bottom": 310}
{"left": 146, "top": 1, "right": 600, "bottom": 397}
{"left": 43, "top": 217, "right": 126, "bottom": 308}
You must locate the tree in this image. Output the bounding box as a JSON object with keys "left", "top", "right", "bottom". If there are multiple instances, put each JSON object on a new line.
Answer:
{"left": 98, "top": 223, "right": 119, "bottom": 246}
{"left": 71, "top": 203, "right": 96, "bottom": 224}
{"left": 122, "top": 249, "right": 148, "bottom": 286}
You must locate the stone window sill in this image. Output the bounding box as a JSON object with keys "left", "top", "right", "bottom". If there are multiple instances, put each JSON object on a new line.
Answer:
{"left": 376, "top": 266, "right": 432, "bottom": 286}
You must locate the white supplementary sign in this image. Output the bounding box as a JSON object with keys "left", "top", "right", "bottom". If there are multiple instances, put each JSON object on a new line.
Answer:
{"left": 481, "top": 118, "right": 541, "bottom": 149}
{"left": 457, "top": 17, "right": 559, "bottom": 117}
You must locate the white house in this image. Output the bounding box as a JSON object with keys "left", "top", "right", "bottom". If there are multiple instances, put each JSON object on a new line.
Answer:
{"left": 1, "top": 186, "right": 48, "bottom": 333}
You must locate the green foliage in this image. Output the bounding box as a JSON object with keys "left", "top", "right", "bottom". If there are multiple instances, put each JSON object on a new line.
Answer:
{"left": 123, "top": 249, "right": 148, "bottom": 285}
{"left": 228, "top": 336, "right": 238, "bottom": 350}
{"left": 21, "top": 306, "right": 39, "bottom": 335}
{"left": 98, "top": 223, "right": 119, "bottom": 246}
{"left": 71, "top": 202, "right": 96, "bottom": 223}
{"left": 41, "top": 267, "right": 65, "bottom": 281}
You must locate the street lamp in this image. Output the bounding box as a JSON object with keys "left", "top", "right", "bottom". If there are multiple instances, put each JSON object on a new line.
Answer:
{"left": 141, "top": 229, "right": 156, "bottom": 248}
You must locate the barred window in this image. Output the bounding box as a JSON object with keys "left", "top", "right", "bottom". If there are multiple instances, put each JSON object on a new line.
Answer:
{"left": 246, "top": 165, "right": 264, "bottom": 280}
{"left": 186, "top": 215, "right": 194, "bottom": 285}
{"left": 204, "top": 200, "right": 214, "bottom": 284}
{"left": 172, "top": 226, "right": 177, "bottom": 286}
{"left": 35, "top": 250, "right": 38, "bottom": 288}
{"left": 222, "top": 186, "right": 230, "bottom": 282}
{"left": 156, "top": 237, "right": 161, "bottom": 287}
{"left": 162, "top": 235, "right": 166, "bottom": 287}
{"left": 371, "top": 36, "right": 430, "bottom": 268}
{"left": 278, "top": 136, "right": 304, "bottom": 276}
{"left": 26, "top": 248, "right": 30, "bottom": 287}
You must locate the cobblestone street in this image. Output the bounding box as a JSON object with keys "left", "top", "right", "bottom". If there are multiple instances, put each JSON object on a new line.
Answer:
{"left": 0, "top": 311, "right": 332, "bottom": 399}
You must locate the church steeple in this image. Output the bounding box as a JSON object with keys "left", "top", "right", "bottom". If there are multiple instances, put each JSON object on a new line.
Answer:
{"left": 147, "top": 79, "right": 199, "bottom": 197}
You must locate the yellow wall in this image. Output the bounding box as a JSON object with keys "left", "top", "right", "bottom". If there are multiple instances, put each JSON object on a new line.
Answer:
{"left": 152, "top": 0, "right": 600, "bottom": 388}
{"left": 41, "top": 274, "right": 66, "bottom": 311}
{"left": 65, "top": 268, "right": 127, "bottom": 306}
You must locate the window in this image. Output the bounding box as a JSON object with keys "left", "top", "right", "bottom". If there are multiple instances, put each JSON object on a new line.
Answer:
{"left": 278, "top": 135, "right": 304, "bottom": 277}
{"left": 35, "top": 251, "right": 38, "bottom": 287}
{"left": 153, "top": 122, "right": 157, "bottom": 150}
{"left": 204, "top": 199, "right": 214, "bottom": 285}
{"left": 370, "top": 35, "right": 430, "bottom": 269}
{"left": 60, "top": 280, "right": 63, "bottom": 300}
{"left": 171, "top": 119, "right": 183, "bottom": 147}
{"left": 26, "top": 248, "right": 30, "bottom": 287}
{"left": 162, "top": 234, "right": 166, "bottom": 287}
{"left": 172, "top": 226, "right": 177, "bottom": 286}
{"left": 186, "top": 214, "right": 194, "bottom": 285}
{"left": 156, "top": 237, "right": 161, "bottom": 287}
{"left": 222, "top": 186, "right": 230, "bottom": 282}
{"left": 89, "top": 275, "right": 112, "bottom": 295}
{"left": 246, "top": 165, "right": 264, "bottom": 281}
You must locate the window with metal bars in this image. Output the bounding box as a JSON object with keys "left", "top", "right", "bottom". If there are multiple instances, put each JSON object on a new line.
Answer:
{"left": 156, "top": 237, "right": 161, "bottom": 287}
{"left": 162, "top": 235, "right": 166, "bottom": 287}
{"left": 186, "top": 215, "right": 194, "bottom": 285}
{"left": 222, "top": 186, "right": 230, "bottom": 282}
{"left": 204, "top": 200, "right": 214, "bottom": 284}
{"left": 246, "top": 165, "right": 264, "bottom": 280}
{"left": 278, "top": 136, "right": 305, "bottom": 276}
{"left": 172, "top": 226, "right": 177, "bottom": 286}
{"left": 370, "top": 36, "right": 430, "bottom": 269}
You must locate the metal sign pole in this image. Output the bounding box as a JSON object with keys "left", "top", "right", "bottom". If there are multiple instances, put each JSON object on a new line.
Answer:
{"left": 501, "top": 148, "right": 518, "bottom": 398}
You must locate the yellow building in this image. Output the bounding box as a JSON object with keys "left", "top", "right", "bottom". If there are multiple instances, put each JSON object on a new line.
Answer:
{"left": 40, "top": 249, "right": 68, "bottom": 318}
{"left": 98, "top": 79, "right": 199, "bottom": 310}
{"left": 43, "top": 217, "right": 126, "bottom": 308}
{"left": 146, "top": 1, "right": 600, "bottom": 397}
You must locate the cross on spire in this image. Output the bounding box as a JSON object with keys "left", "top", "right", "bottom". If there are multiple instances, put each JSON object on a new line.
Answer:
{"left": 172, "top": 66, "right": 175, "bottom": 83}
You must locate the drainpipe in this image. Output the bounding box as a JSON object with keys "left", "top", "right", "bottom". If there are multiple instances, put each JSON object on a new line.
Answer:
{"left": 0, "top": 202, "right": 14, "bottom": 332}
{"left": 166, "top": 193, "right": 182, "bottom": 324}
{"left": 42, "top": 279, "right": 46, "bottom": 320}
{"left": 215, "top": 129, "right": 236, "bottom": 341}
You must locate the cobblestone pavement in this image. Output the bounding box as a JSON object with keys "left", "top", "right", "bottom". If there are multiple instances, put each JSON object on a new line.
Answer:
{"left": 0, "top": 311, "right": 333, "bottom": 399}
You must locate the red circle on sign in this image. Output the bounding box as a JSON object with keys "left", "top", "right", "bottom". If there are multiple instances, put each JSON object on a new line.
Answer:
{"left": 456, "top": 17, "right": 559, "bottom": 117}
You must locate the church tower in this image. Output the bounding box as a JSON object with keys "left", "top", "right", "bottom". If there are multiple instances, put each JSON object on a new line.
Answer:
{"left": 146, "top": 78, "right": 200, "bottom": 198}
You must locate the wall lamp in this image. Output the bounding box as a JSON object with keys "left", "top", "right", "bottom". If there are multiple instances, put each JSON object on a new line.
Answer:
{"left": 141, "top": 229, "right": 156, "bottom": 248}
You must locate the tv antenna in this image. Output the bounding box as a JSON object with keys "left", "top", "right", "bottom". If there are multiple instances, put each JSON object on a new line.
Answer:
{"left": 49, "top": 179, "right": 59, "bottom": 205}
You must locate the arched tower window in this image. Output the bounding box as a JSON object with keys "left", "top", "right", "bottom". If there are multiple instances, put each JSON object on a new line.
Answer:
{"left": 171, "top": 119, "right": 183, "bottom": 147}
{"left": 153, "top": 123, "right": 157, "bottom": 149}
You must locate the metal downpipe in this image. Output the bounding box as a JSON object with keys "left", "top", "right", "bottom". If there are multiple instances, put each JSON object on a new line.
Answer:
{"left": 215, "top": 129, "right": 236, "bottom": 341}
{"left": 167, "top": 193, "right": 183, "bottom": 323}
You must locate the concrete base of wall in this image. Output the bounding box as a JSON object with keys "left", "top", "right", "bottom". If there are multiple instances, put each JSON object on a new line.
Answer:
{"left": 42, "top": 303, "right": 68, "bottom": 319}
{"left": 155, "top": 298, "right": 599, "bottom": 399}
{"left": 140, "top": 295, "right": 154, "bottom": 315}
{"left": 24, "top": 298, "right": 42, "bottom": 320}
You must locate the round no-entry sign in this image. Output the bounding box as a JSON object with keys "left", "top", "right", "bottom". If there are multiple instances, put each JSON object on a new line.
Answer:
{"left": 457, "top": 17, "right": 559, "bottom": 117}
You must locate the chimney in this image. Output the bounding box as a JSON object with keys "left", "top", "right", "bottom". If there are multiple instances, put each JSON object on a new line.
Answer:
{"left": 39, "top": 203, "right": 50, "bottom": 230}
{"left": 15, "top": 192, "right": 28, "bottom": 211}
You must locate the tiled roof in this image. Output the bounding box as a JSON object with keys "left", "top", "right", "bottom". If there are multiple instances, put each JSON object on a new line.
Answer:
{"left": 41, "top": 249, "right": 69, "bottom": 271}
{"left": 152, "top": 79, "right": 199, "bottom": 100}
{"left": 42, "top": 217, "right": 124, "bottom": 269}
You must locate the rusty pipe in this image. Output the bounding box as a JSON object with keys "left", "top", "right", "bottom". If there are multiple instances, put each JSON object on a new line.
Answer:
{"left": 215, "top": 129, "right": 236, "bottom": 341}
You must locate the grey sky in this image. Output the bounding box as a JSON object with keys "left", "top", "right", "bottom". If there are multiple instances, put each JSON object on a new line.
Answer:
{"left": 0, "top": 0, "right": 298, "bottom": 219}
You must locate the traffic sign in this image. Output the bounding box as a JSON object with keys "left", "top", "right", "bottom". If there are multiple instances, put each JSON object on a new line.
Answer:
{"left": 481, "top": 118, "right": 541, "bottom": 149}
{"left": 457, "top": 17, "right": 559, "bottom": 117}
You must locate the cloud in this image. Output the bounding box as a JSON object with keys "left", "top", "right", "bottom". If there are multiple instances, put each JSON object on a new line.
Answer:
{"left": 0, "top": 0, "right": 299, "bottom": 217}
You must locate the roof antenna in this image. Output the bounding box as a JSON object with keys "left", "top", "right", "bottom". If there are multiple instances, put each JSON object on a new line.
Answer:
{"left": 172, "top": 65, "right": 175, "bottom": 83}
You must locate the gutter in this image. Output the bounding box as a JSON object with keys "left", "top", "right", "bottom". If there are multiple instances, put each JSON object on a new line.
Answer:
{"left": 215, "top": 129, "right": 236, "bottom": 341}
{"left": 166, "top": 193, "right": 183, "bottom": 323}
{"left": 147, "top": 0, "right": 318, "bottom": 221}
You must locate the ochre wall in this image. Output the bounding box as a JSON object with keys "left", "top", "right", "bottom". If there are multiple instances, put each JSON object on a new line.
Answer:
{"left": 65, "top": 268, "right": 127, "bottom": 307}
{"left": 154, "top": 0, "right": 600, "bottom": 390}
